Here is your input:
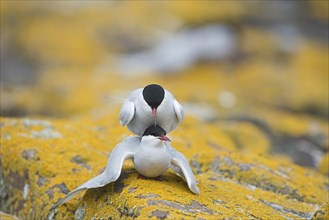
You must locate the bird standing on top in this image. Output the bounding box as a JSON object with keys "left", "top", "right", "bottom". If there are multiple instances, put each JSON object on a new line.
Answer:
{"left": 119, "top": 84, "right": 184, "bottom": 136}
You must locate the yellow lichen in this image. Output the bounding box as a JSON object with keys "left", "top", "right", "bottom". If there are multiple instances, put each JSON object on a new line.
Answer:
{"left": 311, "top": 202, "right": 329, "bottom": 220}
{"left": 1, "top": 116, "right": 328, "bottom": 219}
{"left": 318, "top": 153, "right": 329, "bottom": 176}
{"left": 1, "top": 1, "right": 328, "bottom": 219}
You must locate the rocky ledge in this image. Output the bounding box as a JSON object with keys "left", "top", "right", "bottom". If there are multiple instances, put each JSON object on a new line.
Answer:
{"left": 0, "top": 116, "right": 328, "bottom": 219}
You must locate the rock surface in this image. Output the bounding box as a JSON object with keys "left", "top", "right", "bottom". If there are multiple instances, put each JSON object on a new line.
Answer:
{"left": 1, "top": 116, "right": 328, "bottom": 219}
{"left": 1, "top": 1, "right": 328, "bottom": 170}
{"left": 1, "top": 1, "right": 328, "bottom": 219}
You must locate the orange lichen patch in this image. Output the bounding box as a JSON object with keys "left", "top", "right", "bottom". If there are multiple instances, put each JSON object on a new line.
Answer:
{"left": 1, "top": 116, "right": 328, "bottom": 219}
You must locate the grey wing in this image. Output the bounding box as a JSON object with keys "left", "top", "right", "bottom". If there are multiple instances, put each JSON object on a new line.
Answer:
{"left": 50, "top": 137, "right": 139, "bottom": 210}
{"left": 168, "top": 145, "right": 199, "bottom": 195}
{"left": 170, "top": 164, "right": 184, "bottom": 178}
{"left": 173, "top": 99, "right": 184, "bottom": 123}
{"left": 119, "top": 100, "right": 135, "bottom": 126}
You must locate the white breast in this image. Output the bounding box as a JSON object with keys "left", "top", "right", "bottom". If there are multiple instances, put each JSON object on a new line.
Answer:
{"left": 133, "top": 143, "right": 171, "bottom": 177}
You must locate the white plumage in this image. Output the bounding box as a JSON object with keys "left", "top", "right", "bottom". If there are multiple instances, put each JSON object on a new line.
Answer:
{"left": 50, "top": 133, "right": 199, "bottom": 210}
{"left": 119, "top": 85, "right": 184, "bottom": 136}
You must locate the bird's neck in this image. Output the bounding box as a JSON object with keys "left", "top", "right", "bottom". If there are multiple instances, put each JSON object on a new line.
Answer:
{"left": 142, "top": 141, "right": 164, "bottom": 149}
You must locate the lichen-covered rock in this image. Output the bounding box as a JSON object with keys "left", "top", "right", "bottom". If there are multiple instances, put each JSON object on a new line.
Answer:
{"left": 1, "top": 2, "right": 328, "bottom": 219}
{"left": 1, "top": 116, "right": 328, "bottom": 219}
{"left": 0, "top": 211, "right": 19, "bottom": 220}
{"left": 1, "top": 1, "right": 328, "bottom": 172}
{"left": 319, "top": 153, "right": 329, "bottom": 176}
{"left": 311, "top": 202, "right": 329, "bottom": 220}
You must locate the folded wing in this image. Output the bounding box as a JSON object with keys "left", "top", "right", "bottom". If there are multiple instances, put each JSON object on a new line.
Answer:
{"left": 119, "top": 100, "right": 135, "bottom": 126}
{"left": 168, "top": 144, "right": 199, "bottom": 195}
{"left": 173, "top": 99, "right": 184, "bottom": 124}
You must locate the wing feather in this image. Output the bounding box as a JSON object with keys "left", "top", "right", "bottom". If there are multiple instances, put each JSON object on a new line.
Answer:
{"left": 168, "top": 145, "right": 199, "bottom": 195}
{"left": 50, "top": 137, "right": 139, "bottom": 210}
{"left": 173, "top": 99, "right": 184, "bottom": 123}
{"left": 119, "top": 100, "right": 135, "bottom": 126}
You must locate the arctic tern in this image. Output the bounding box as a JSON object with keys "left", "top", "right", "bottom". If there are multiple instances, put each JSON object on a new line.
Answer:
{"left": 119, "top": 84, "right": 184, "bottom": 136}
{"left": 50, "top": 125, "right": 199, "bottom": 210}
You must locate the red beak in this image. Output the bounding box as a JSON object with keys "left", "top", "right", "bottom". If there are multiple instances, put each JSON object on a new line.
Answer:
{"left": 152, "top": 108, "right": 157, "bottom": 118}
{"left": 158, "top": 135, "right": 171, "bottom": 142}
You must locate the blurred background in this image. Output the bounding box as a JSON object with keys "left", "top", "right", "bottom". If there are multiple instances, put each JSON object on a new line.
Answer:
{"left": 1, "top": 1, "right": 328, "bottom": 173}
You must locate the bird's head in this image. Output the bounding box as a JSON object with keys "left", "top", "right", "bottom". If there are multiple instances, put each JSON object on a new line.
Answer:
{"left": 142, "top": 84, "right": 165, "bottom": 119}
{"left": 141, "top": 124, "right": 171, "bottom": 145}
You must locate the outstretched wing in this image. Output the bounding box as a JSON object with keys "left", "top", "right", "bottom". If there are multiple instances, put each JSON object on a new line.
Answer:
{"left": 119, "top": 100, "right": 135, "bottom": 126}
{"left": 173, "top": 99, "right": 184, "bottom": 123}
{"left": 50, "top": 137, "right": 140, "bottom": 210}
{"left": 168, "top": 144, "right": 199, "bottom": 195}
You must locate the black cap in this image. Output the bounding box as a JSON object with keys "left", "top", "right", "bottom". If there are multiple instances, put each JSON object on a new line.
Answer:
{"left": 142, "top": 125, "right": 166, "bottom": 137}
{"left": 142, "top": 84, "right": 165, "bottom": 109}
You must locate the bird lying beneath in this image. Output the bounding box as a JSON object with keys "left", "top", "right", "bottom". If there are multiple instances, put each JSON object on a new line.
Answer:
{"left": 50, "top": 125, "right": 199, "bottom": 210}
